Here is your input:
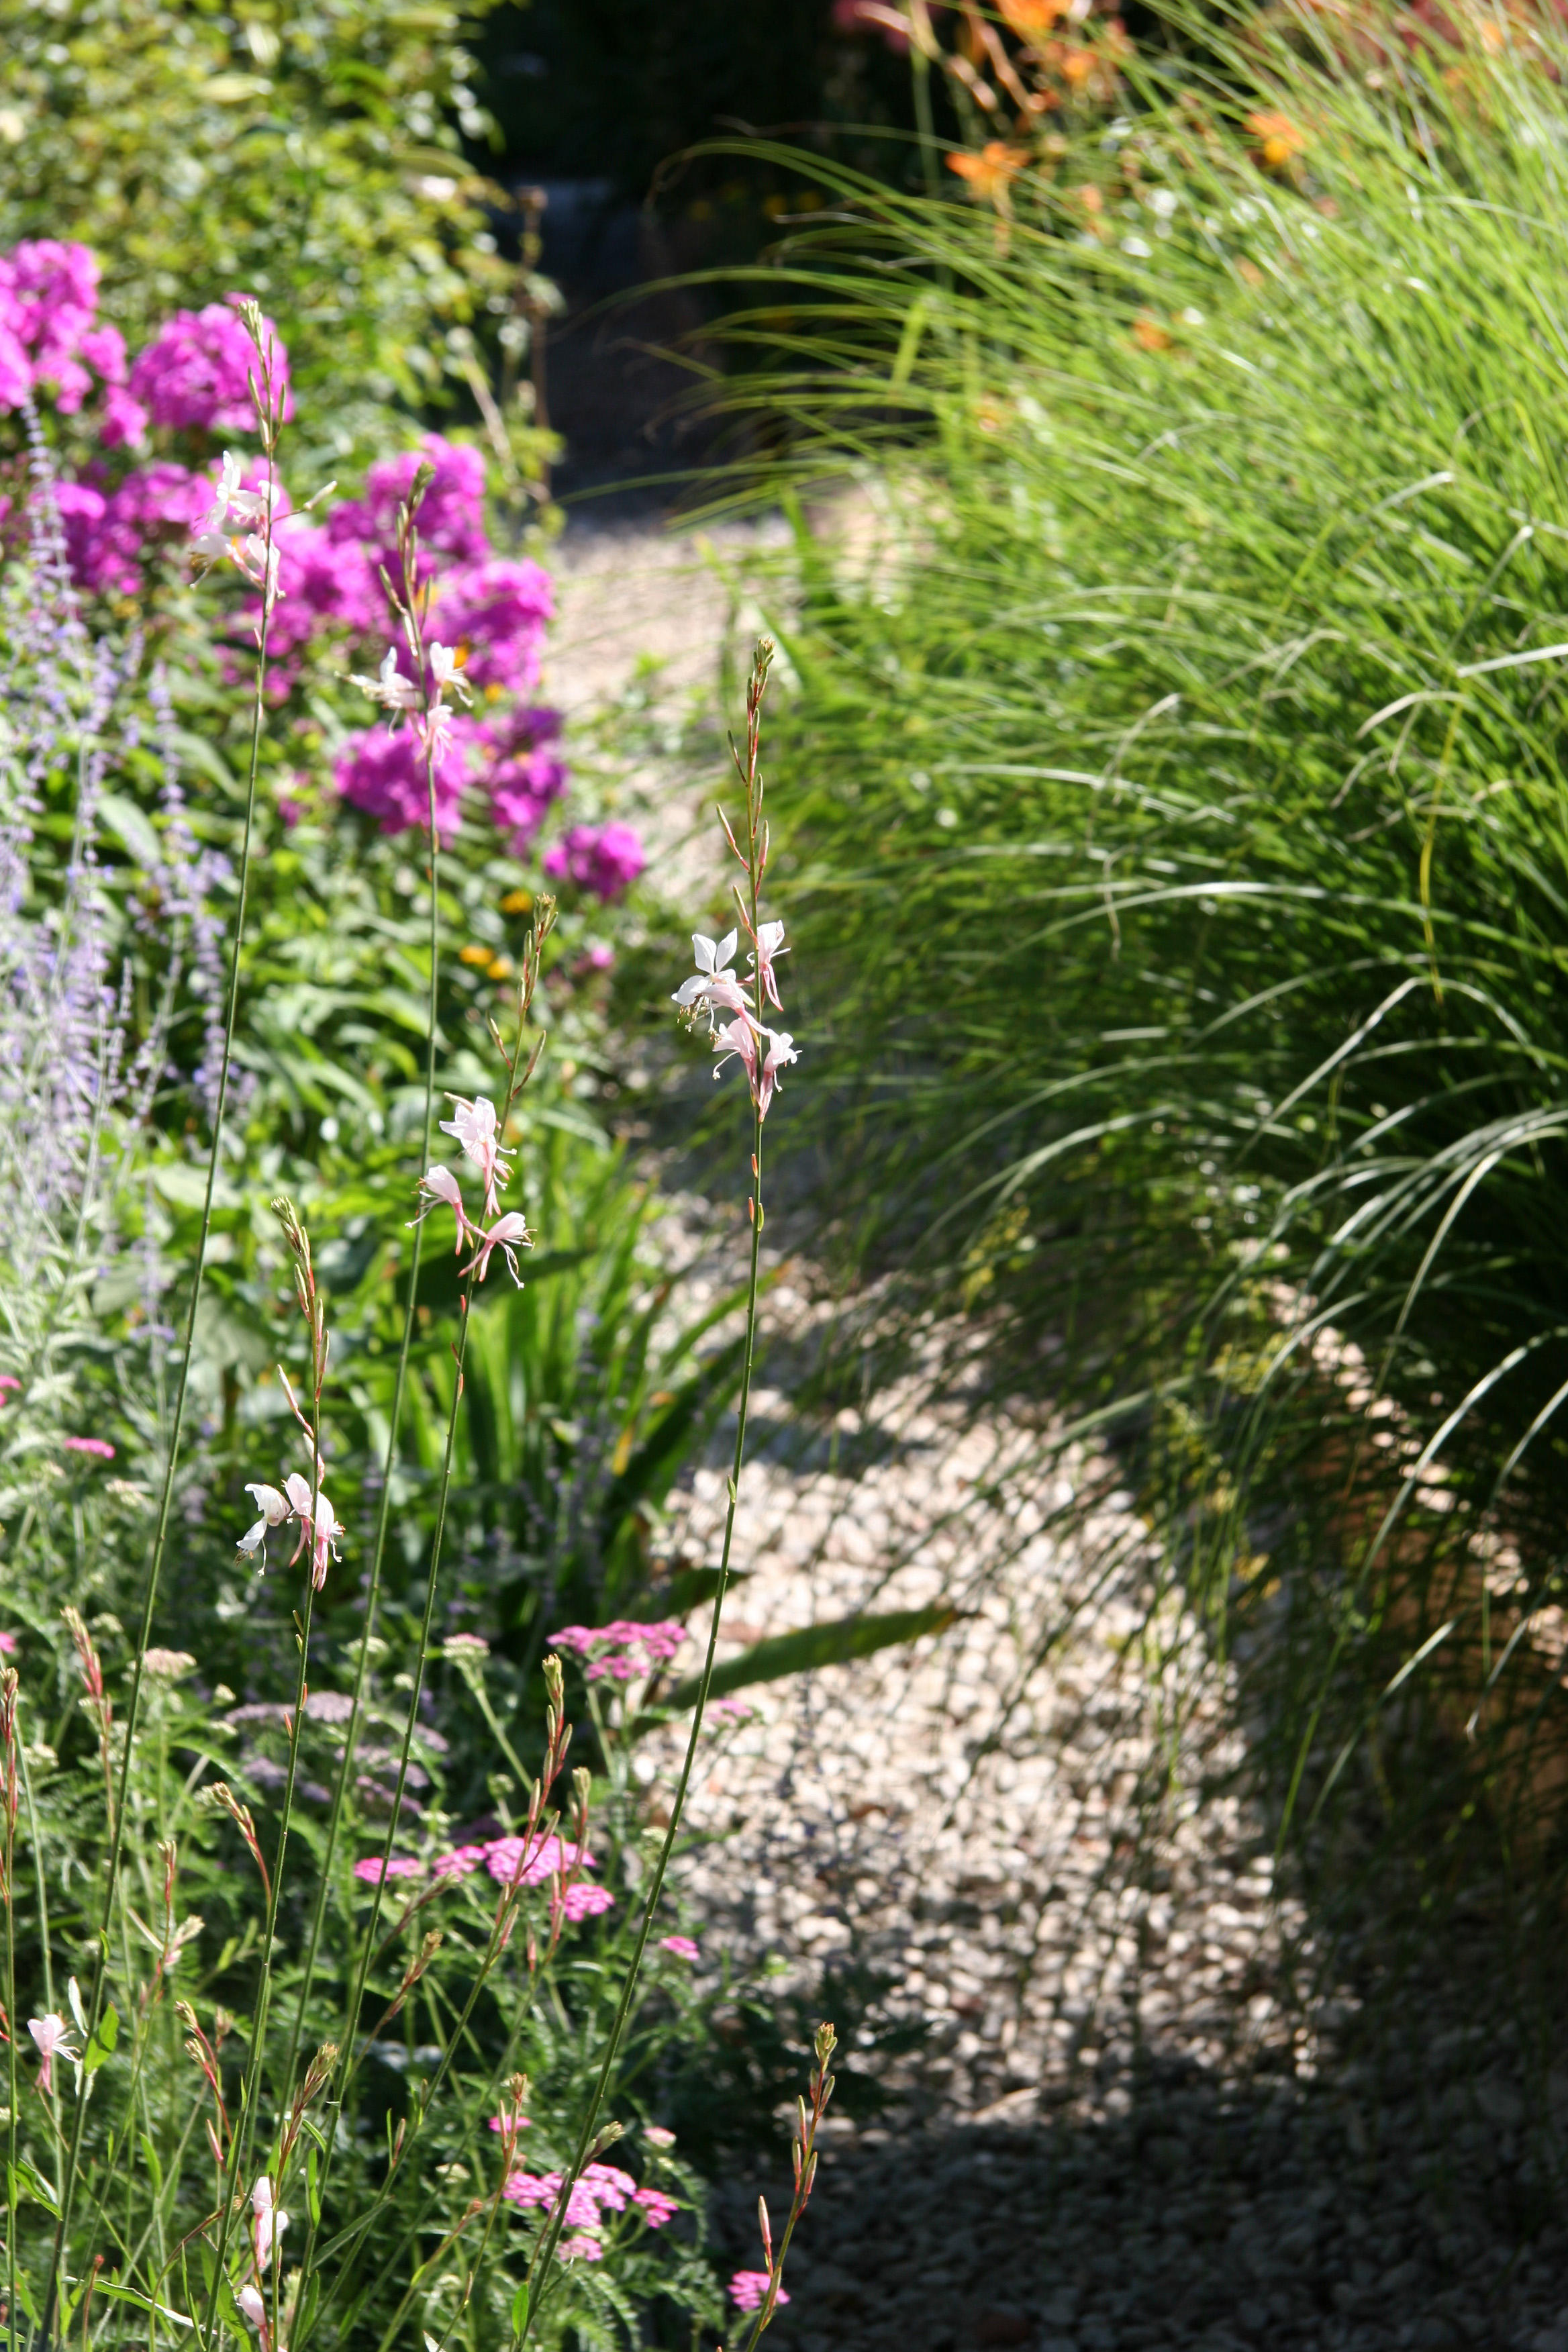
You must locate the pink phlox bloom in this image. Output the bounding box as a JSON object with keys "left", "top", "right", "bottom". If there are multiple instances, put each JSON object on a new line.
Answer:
{"left": 409, "top": 1162, "right": 473, "bottom": 1255}
{"left": 559, "top": 1881, "right": 614, "bottom": 1923}
{"left": 659, "top": 1935, "right": 699, "bottom": 1963}
{"left": 747, "top": 918, "right": 789, "bottom": 1014}
{"left": 99, "top": 385, "right": 148, "bottom": 448}
{"left": 28, "top": 2012, "right": 78, "bottom": 2094}
{"left": 266, "top": 525, "right": 379, "bottom": 654}
{"left": 129, "top": 301, "right": 292, "bottom": 435}
{"left": 79, "top": 322, "right": 127, "bottom": 387}
{"left": 633, "top": 2187, "right": 678, "bottom": 2227}
{"left": 581, "top": 2164, "right": 637, "bottom": 2211}
{"left": 558, "top": 2234, "right": 603, "bottom": 2262}
{"left": 643, "top": 2125, "right": 677, "bottom": 2149}
{"left": 432, "top": 1843, "right": 488, "bottom": 1879}
{"left": 431, "top": 558, "right": 553, "bottom": 693}
{"left": 483, "top": 1831, "right": 595, "bottom": 1888}
{"left": 352, "top": 1855, "right": 424, "bottom": 1883}
{"left": 460, "top": 1212, "right": 532, "bottom": 1289}
{"left": 352, "top": 436, "right": 489, "bottom": 573}
{"left": 757, "top": 1028, "right": 799, "bottom": 1123}
{"left": 730, "top": 2273, "right": 785, "bottom": 2313}
{"left": 334, "top": 718, "right": 477, "bottom": 843}
{"left": 544, "top": 822, "right": 646, "bottom": 904}
{"left": 64, "top": 1436, "right": 114, "bottom": 1460}
{"left": 251, "top": 2174, "right": 288, "bottom": 2271}
{"left": 672, "top": 931, "right": 744, "bottom": 1031}
{"left": 440, "top": 1095, "right": 511, "bottom": 1220}
{"left": 238, "top": 1481, "right": 290, "bottom": 1565}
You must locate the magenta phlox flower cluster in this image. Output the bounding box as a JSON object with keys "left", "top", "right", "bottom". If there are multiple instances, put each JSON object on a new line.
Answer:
{"left": 543, "top": 820, "right": 646, "bottom": 904}
{"left": 265, "top": 525, "right": 380, "bottom": 655}
{"left": 128, "top": 300, "right": 291, "bottom": 435}
{"left": 547, "top": 1618, "right": 686, "bottom": 1683}
{"left": 730, "top": 2273, "right": 787, "bottom": 2312}
{"left": 334, "top": 709, "right": 481, "bottom": 841}
{"left": 332, "top": 435, "right": 488, "bottom": 575}
{"left": 57, "top": 460, "right": 215, "bottom": 597}
{"left": 431, "top": 557, "right": 552, "bottom": 692}
{"left": 0, "top": 242, "right": 134, "bottom": 427}
{"left": 485, "top": 703, "right": 567, "bottom": 850}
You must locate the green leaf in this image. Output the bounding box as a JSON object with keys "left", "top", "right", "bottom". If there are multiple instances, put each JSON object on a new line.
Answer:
{"left": 98, "top": 791, "right": 163, "bottom": 871}
{"left": 9, "top": 2157, "right": 60, "bottom": 2216}
{"left": 509, "top": 2283, "right": 530, "bottom": 2341}
{"left": 83, "top": 2003, "right": 118, "bottom": 2073}
{"left": 140, "top": 2132, "right": 164, "bottom": 2203}
{"left": 656, "top": 1604, "right": 966, "bottom": 1714}
{"left": 307, "top": 2142, "right": 321, "bottom": 2228}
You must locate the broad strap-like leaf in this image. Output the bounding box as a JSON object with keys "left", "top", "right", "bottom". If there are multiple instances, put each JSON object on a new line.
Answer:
{"left": 655, "top": 1602, "right": 965, "bottom": 1713}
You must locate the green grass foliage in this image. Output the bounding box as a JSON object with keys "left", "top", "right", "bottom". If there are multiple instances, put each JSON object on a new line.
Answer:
{"left": 716, "top": 3, "right": 1568, "bottom": 1873}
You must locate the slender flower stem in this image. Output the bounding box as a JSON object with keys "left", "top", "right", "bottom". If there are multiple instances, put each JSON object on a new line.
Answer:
{"left": 4, "top": 1672, "right": 19, "bottom": 2352}
{"left": 42, "top": 322, "right": 285, "bottom": 2349}
{"left": 524, "top": 642, "right": 777, "bottom": 2333}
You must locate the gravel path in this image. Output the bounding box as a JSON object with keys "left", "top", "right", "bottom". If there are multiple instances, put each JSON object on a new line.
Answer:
{"left": 550, "top": 513, "right": 1568, "bottom": 2352}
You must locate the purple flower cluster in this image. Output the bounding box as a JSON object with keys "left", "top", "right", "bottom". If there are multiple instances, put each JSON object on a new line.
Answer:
{"left": 0, "top": 236, "right": 645, "bottom": 887}
{"left": 543, "top": 821, "right": 647, "bottom": 904}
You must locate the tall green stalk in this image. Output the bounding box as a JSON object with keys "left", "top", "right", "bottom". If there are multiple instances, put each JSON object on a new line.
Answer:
{"left": 524, "top": 639, "right": 780, "bottom": 2333}
{"left": 42, "top": 309, "right": 287, "bottom": 2348}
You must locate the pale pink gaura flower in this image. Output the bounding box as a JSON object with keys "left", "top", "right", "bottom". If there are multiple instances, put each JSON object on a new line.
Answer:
{"left": 409, "top": 1161, "right": 473, "bottom": 1253}
{"left": 251, "top": 2175, "right": 288, "bottom": 2271}
{"left": 747, "top": 918, "right": 789, "bottom": 1014}
{"left": 237, "top": 1481, "right": 290, "bottom": 1566}
{"left": 440, "top": 1095, "right": 512, "bottom": 1218}
{"left": 672, "top": 930, "right": 747, "bottom": 1030}
{"left": 757, "top": 1028, "right": 799, "bottom": 1122}
{"left": 281, "top": 1473, "right": 344, "bottom": 1589}
{"left": 659, "top": 1935, "right": 699, "bottom": 1963}
{"left": 236, "top": 2284, "right": 271, "bottom": 2349}
{"left": 730, "top": 2272, "right": 785, "bottom": 2312}
{"left": 633, "top": 2186, "right": 678, "bottom": 2227}
{"left": 460, "top": 1211, "right": 532, "bottom": 1289}
{"left": 428, "top": 640, "right": 473, "bottom": 706}
{"left": 28, "top": 2012, "right": 77, "bottom": 2093}
{"left": 712, "top": 1012, "right": 761, "bottom": 1097}
{"left": 642, "top": 2125, "right": 677, "bottom": 2149}
{"left": 198, "top": 450, "right": 273, "bottom": 537}
{"left": 350, "top": 646, "right": 422, "bottom": 724}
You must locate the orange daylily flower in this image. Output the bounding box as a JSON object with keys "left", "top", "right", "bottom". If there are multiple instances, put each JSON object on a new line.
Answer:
{"left": 946, "top": 142, "right": 1030, "bottom": 208}
{"left": 1246, "top": 109, "right": 1309, "bottom": 169}
{"left": 1131, "top": 314, "right": 1173, "bottom": 353}
{"left": 999, "top": 0, "right": 1069, "bottom": 33}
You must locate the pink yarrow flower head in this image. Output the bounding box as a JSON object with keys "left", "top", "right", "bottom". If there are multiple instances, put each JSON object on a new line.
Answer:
{"left": 633, "top": 2186, "right": 678, "bottom": 2227}
{"left": 487, "top": 2110, "right": 534, "bottom": 2137}
{"left": 559, "top": 1881, "right": 614, "bottom": 1923}
{"left": 440, "top": 1094, "right": 511, "bottom": 1220}
{"left": 129, "top": 300, "right": 292, "bottom": 435}
{"left": 558, "top": 2235, "right": 603, "bottom": 2262}
{"left": 659, "top": 1934, "right": 699, "bottom": 1963}
{"left": 730, "top": 2273, "right": 786, "bottom": 2313}
{"left": 64, "top": 1436, "right": 114, "bottom": 1460}
{"left": 28, "top": 2011, "right": 78, "bottom": 2094}
{"left": 353, "top": 1855, "right": 424, "bottom": 1883}
{"left": 544, "top": 822, "right": 646, "bottom": 904}
{"left": 483, "top": 1831, "right": 595, "bottom": 1888}
{"left": 643, "top": 2125, "right": 677, "bottom": 2148}
{"left": 501, "top": 2171, "right": 601, "bottom": 2229}
{"left": 547, "top": 1619, "right": 685, "bottom": 1683}
{"left": 432, "top": 1843, "right": 489, "bottom": 1879}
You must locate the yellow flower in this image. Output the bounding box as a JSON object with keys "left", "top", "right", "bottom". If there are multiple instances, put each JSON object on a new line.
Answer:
{"left": 1246, "top": 109, "right": 1308, "bottom": 170}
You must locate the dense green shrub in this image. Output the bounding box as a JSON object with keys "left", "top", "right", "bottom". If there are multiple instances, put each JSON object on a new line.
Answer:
{"left": 0, "top": 0, "right": 511, "bottom": 459}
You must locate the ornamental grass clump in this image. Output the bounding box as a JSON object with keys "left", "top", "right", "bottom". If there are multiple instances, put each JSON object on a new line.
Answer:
{"left": 0, "top": 292, "right": 825, "bottom": 2347}
{"left": 707, "top": 0, "right": 1568, "bottom": 1891}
